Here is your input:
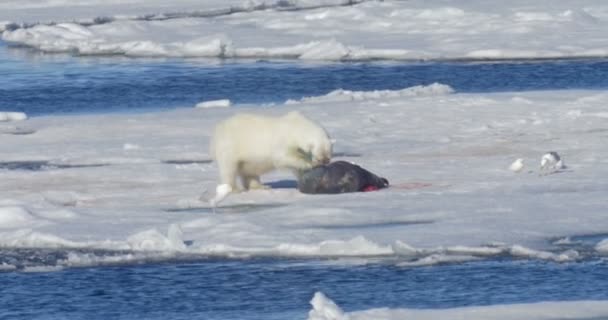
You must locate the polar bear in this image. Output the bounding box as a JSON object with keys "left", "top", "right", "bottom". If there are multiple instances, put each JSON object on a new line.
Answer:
{"left": 210, "top": 111, "right": 332, "bottom": 194}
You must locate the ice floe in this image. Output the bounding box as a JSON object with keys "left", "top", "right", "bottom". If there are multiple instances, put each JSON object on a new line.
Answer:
{"left": 3, "top": 1, "right": 608, "bottom": 61}
{"left": 308, "top": 291, "right": 608, "bottom": 320}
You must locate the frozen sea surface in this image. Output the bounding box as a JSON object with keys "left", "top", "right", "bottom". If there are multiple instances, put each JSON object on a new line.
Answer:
{"left": 3, "top": 41, "right": 608, "bottom": 116}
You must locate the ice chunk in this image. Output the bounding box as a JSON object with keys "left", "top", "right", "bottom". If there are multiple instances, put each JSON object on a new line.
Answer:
{"left": 308, "top": 292, "right": 348, "bottom": 320}
{"left": 127, "top": 224, "right": 186, "bottom": 251}
{"left": 195, "top": 99, "right": 232, "bottom": 109}
{"left": 0, "top": 112, "right": 27, "bottom": 122}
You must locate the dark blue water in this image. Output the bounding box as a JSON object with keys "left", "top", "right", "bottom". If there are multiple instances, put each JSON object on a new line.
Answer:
{"left": 1, "top": 257, "right": 607, "bottom": 320}
{"left": 3, "top": 41, "right": 608, "bottom": 116}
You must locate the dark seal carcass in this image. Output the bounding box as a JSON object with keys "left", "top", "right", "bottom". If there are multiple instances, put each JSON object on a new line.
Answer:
{"left": 297, "top": 161, "right": 389, "bottom": 194}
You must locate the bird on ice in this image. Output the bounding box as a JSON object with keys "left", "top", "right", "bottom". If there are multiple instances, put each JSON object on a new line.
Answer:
{"left": 509, "top": 158, "right": 524, "bottom": 173}
{"left": 540, "top": 151, "right": 565, "bottom": 174}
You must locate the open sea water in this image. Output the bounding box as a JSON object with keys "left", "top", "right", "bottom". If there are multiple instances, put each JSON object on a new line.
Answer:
{"left": 2, "top": 39, "right": 608, "bottom": 319}
{"left": 3, "top": 41, "right": 608, "bottom": 116}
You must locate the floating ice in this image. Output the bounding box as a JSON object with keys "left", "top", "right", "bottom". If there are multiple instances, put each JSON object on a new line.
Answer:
{"left": 126, "top": 224, "right": 186, "bottom": 252}
{"left": 22, "top": 265, "right": 64, "bottom": 273}
{"left": 195, "top": 99, "right": 232, "bottom": 109}
{"left": 315, "top": 293, "right": 608, "bottom": 320}
{"left": 397, "top": 254, "right": 480, "bottom": 267}
{"left": 5, "top": 1, "right": 608, "bottom": 61}
{"left": 0, "top": 112, "right": 27, "bottom": 122}
{"left": 509, "top": 245, "right": 579, "bottom": 262}
{"left": 595, "top": 239, "right": 608, "bottom": 254}
{"left": 0, "top": 229, "right": 83, "bottom": 248}
{"left": 0, "top": 262, "right": 16, "bottom": 271}
{"left": 308, "top": 292, "right": 347, "bottom": 320}
{"left": 286, "top": 83, "right": 454, "bottom": 104}
{"left": 275, "top": 236, "right": 393, "bottom": 257}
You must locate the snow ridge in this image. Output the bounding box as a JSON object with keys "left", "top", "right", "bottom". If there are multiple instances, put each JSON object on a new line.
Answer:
{"left": 1, "top": 0, "right": 368, "bottom": 32}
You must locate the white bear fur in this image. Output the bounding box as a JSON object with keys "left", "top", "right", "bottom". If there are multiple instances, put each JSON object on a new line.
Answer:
{"left": 210, "top": 111, "right": 332, "bottom": 191}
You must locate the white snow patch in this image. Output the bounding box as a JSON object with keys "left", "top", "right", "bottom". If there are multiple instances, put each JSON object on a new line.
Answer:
{"left": 35, "top": 209, "right": 79, "bottom": 220}
{"left": 0, "top": 206, "right": 37, "bottom": 228}
{"left": 275, "top": 236, "right": 393, "bottom": 257}
{"left": 5, "top": 1, "right": 608, "bottom": 61}
{"left": 60, "top": 251, "right": 175, "bottom": 267}
{"left": 42, "top": 191, "right": 90, "bottom": 207}
{"left": 22, "top": 265, "right": 64, "bottom": 273}
{"left": 286, "top": 83, "right": 454, "bottom": 104}
{"left": 509, "top": 245, "right": 579, "bottom": 262}
{"left": 595, "top": 238, "right": 608, "bottom": 254}
{"left": 397, "top": 254, "right": 480, "bottom": 267}
{"left": 0, "top": 112, "right": 27, "bottom": 122}
{"left": 123, "top": 143, "right": 141, "bottom": 151}
{"left": 0, "top": 229, "right": 84, "bottom": 248}
{"left": 308, "top": 292, "right": 348, "bottom": 320}
{"left": 312, "top": 292, "right": 608, "bottom": 320}
{"left": 127, "top": 224, "right": 186, "bottom": 251}
{"left": 298, "top": 39, "right": 351, "bottom": 60}
{"left": 195, "top": 99, "right": 232, "bottom": 109}
{"left": 0, "top": 262, "right": 17, "bottom": 271}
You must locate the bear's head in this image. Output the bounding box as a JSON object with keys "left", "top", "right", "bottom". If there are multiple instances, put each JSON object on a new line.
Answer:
{"left": 310, "top": 137, "right": 332, "bottom": 166}
{"left": 285, "top": 111, "right": 333, "bottom": 166}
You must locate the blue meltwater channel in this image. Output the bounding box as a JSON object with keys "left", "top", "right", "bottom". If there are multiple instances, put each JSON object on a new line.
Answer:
{"left": 2, "top": 40, "right": 608, "bottom": 116}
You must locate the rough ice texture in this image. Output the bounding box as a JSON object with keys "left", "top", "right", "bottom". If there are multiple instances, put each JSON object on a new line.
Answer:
{"left": 308, "top": 291, "right": 608, "bottom": 320}
{"left": 1, "top": 86, "right": 607, "bottom": 264}
{"left": 308, "top": 292, "right": 347, "bottom": 320}
{"left": 596, "top": 239, "right": 608, "bottom": 254}
{"left": 3, "top": 0, "right": 608, "bottom": 60}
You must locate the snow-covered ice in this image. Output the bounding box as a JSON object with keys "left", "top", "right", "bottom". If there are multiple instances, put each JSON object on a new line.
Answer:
{"left": 308, "top": 291, "right": 608, "bottom": 320}
{"left": 195, "top": 99, "right": 232, "bottom": 109}
{"left": 3, "top": 0, "right": 608, "bottom": 60}
{"left": 1, "top": 85, "right": 608, "bottom": 264}
{"left": 2, "top": 0, "right": 608, "bottom": 315}
{"left": 0, "top": 112, "right": 27, "bottom": 122}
